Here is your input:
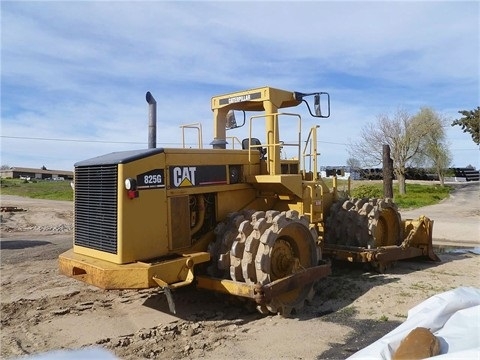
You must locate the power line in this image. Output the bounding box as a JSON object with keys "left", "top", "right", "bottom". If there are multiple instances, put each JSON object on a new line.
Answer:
{"left": 318, "top": 140, "right": 349, "bottom": 146}
{"left": 2, "top": 135, "right": 349, "bottom": 147}
{"left": 1, "top": 135, "right": 179, "bottom": 145}
{"left": 1, "top": 135, "right": 144, "bottom": 144}
{"left": 2, "top": 135, "right": 477, "bottom": 151}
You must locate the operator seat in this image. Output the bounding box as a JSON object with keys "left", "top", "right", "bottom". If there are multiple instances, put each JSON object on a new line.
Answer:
{"left": 242, "top": 138, "right": 266, "bottom": 159}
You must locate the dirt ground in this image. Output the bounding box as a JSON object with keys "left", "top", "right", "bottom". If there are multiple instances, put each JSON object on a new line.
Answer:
{"left": 1, "top": 182, "right": 479, "bottom": 360}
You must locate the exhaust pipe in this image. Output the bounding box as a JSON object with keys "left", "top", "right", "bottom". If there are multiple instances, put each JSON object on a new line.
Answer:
{"left": 146, "top": 91, "right": 157, "bottom": 149}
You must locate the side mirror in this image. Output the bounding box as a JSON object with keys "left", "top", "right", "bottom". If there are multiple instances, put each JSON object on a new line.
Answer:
{"left": 313, "top": 92, "right": 330, "bottom": 118}
{"left": 294, "top": 91, "right": 330, "bottom": 118}
{"left": 314, "top": 94, "right": 321, "bottom": 117}
{"left": 225, "top": 110, "right": 246, "bottom": 130}
{"left": 226, "top": 110, "right": 237, "bottom": 129}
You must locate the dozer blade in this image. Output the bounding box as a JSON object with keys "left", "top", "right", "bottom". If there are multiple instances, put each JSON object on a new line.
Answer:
{"left": 401, "top": 215, "right": 439, "bottom": 262}
{"left": 364, "top": 215, "right": 440, "bottom": 265}
{"left": 323, "top": 215, "right": 439, "bottom": 267}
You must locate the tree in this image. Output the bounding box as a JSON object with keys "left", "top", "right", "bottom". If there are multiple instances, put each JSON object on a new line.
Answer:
{"left": 348, "top": 108, "right": 441, "bottom": 195}
{"left": 346, "top": 157, "right": 361, "bottom": 170}
{"left": 413, "top": 107, "right": 451, "bottom": 186}
{"left": 452, "top": 107, "right": 480, "bottom": 145}
{"left": 1, "top": 164, "right": 11, "bottom": 170}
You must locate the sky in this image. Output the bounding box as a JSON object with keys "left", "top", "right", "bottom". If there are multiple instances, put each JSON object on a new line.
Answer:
{"left": 1, "top": 0, "right": 479, "bottom": 172}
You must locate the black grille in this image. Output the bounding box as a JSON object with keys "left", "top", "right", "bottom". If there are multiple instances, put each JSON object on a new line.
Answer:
{"left": 74, "top": 165, "right": 118, "bottom": 254}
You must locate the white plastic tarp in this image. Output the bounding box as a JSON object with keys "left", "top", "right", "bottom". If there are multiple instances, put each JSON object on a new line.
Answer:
{"left": 18, "top": 348, "right": 118, "bottom": 360}
{"left": 348, "top": 287, "right": 480, "bottom": 359}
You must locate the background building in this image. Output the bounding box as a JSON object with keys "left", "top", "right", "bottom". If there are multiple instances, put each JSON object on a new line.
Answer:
{"left": 0, "top": 167, "right": 73, "bottom": 181}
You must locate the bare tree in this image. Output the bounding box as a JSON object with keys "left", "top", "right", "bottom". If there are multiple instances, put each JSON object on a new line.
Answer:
{"left": 413, "top": 107, "right": 451, "bottom": 186}
{"left": 348, "top": 108, "right": 433, "bottom": 195}
{"left": 346, "top": 157, "right": 361, "bottom": 170}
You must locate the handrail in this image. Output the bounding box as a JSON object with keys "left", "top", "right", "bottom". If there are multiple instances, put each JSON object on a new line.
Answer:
{"left": 247, "top": 112, "right": 302, "bottom": 174}
{"left": 180, "top": 122, "right": 203, "bottom": 149}
{"left": 226, "top": 136, "right": 243, "bottom": 150}
{"left": 304, "top": 182, "right": 325, "bottom": 222}
{"left": 302, "top": 126, "right": 321, "bottom": 180}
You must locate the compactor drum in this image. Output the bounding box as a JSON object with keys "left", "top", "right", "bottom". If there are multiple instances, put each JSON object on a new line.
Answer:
{"left": 209, "top": 209, "right": 318, "bottom": 315}
{"left": 59, "top": 86, "right": 438, "bottom": 316}
{"left": 325, "top": 197, "right": 402, "bottom": 248}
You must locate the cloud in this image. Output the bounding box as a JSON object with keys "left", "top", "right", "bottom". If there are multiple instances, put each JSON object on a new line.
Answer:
{"left": 1, "top": 1, "right": 479, "bottom": 170}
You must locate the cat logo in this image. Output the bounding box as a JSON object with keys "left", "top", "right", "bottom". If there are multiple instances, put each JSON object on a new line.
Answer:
{"left": 170, "top": 165, "right": 227, "bottom": 188}
{"left": 172, "top": 166, "right": 196, "bottom": 187}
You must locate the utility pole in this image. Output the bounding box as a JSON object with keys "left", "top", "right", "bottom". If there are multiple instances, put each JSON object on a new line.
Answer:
{"left": 383, "top": 144, "right": 394, "bottom": 198}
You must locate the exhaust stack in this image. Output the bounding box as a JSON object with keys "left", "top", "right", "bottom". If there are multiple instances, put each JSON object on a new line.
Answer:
{"left": 146, "top": 91, "right": 157, "bottom": 149}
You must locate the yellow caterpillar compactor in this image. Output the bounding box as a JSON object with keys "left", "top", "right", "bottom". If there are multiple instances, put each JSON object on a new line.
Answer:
{"left": 59, "top": 86, "right": 439, "bottom": 315}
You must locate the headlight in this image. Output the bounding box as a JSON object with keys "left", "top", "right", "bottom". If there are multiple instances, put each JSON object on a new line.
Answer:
{"left": 125, "top": 178, "right": 137, "bottom": 190}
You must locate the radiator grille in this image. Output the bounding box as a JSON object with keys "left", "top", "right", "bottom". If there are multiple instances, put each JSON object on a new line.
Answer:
{"left": 74, "top": 165, "right": 118, "bottom": 254}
